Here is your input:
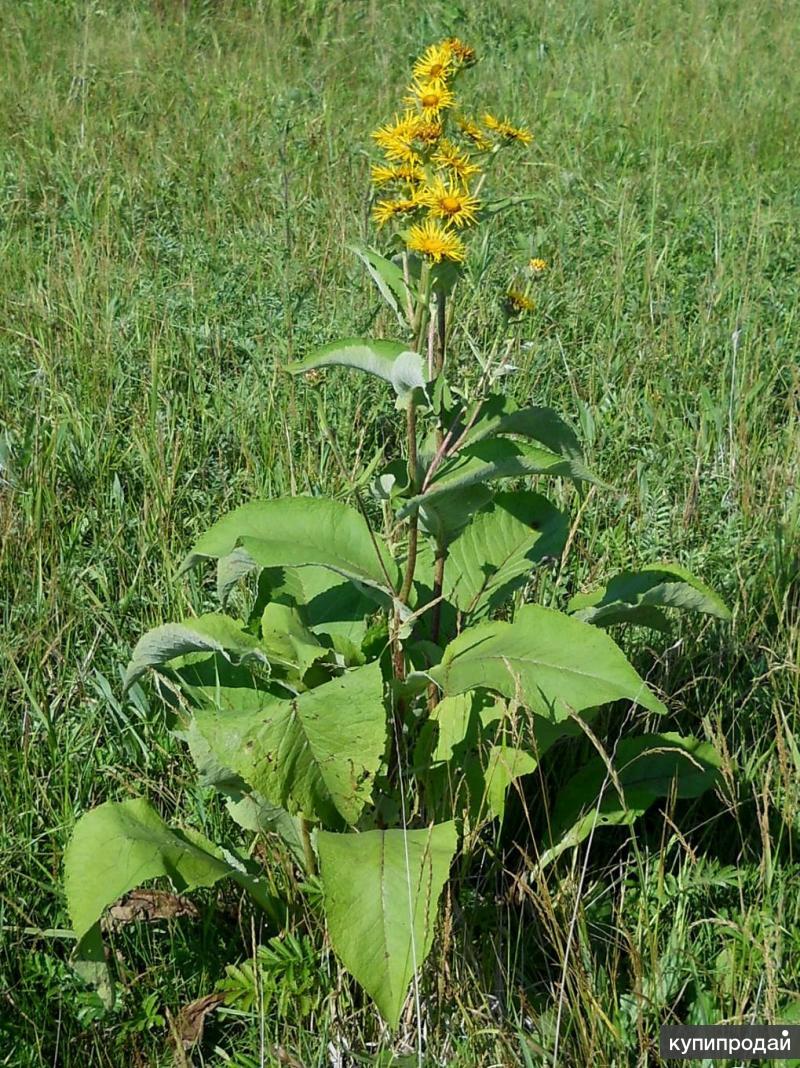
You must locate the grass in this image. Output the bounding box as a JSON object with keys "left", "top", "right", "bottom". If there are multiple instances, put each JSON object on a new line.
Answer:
{"left": 0, "top": 0, "right": 798, "bottom": 1064}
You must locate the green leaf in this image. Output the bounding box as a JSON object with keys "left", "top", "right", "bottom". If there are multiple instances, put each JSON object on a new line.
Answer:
{"left": 286, "top": 339, "right": 426, "bottom": 402}
{"left": 418, "top": 484, "right": 494, "bottom": 544}
{"left": 446, "top": 492, "right": 568, "bottom": 617}
{"left": 419, "top": 695, "right": 554, "bottom": 826}
{"left": 399, "top": 438, "right": 597, "bottom": 520}
{"left": 428, "top": 605, "right": 666, "bottom": 719}
{"left": 123, "top": 613, "right": 268, "bottom": 691}
{"left": 71, "top": 923, "right": 115, "bottom": 1009}
{"left": 64, "top": 798, "right": 285, "bottom": 948}
{"left": 568, "top": 563, "right": 732, "bottom": 628}
{"left": 429, "top": 693, "right": 476, "bottom": 762}
{"left": 181, "top": 496, "right": 400, "bottom": 599}
{"left": 477, "top": 744, "right": 538, "bottom": 822}
{"left": 181, "top": 718, "right": 307, "bottom": 868}
{"left": 254, "top": 564, "right": 373, "bottom": 657}
{"left": 464, "top": 396, "right": 584, "bottom": 461}
{"left": 260, "top": 602, "right": 329, "bottom": 677}
{"left": 539, "top": 733, "right": 722, "bottom": 867}
{"left": 316, "top": 822, "right": 458, "bottom": 1028}
{"left": 174, "top": 654, "right": 291, "bottom": 714}
{"left": 226, "top": 793, "right": 307, "bottom": 868}
{"left": 350, "top": 246, "right": 415, "bottom": 324}
{"left": 194, "top": 661, "right": 386, "bottom": 825}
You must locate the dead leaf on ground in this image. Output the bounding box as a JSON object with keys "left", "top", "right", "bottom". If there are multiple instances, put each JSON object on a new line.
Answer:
{"left": 272, "top": 1047, "right": 306, "bottom": 1068}
{"left": 171, "top": 992, "right": 226, "bottom": 1050}
{"left": 104, "top": 889, "right": 200, "bottom": 928}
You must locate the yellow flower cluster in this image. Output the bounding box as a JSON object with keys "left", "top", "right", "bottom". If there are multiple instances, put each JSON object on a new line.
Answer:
{"left": 370, "top": 39, "right": 532, "bottom": 264}
{"left": 504, "top": 259, "right": 549, "bottom": 317}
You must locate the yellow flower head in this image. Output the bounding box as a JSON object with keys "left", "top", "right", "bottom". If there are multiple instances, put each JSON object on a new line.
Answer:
{"left": 443, "top": 37, "right": 477, "bottom": 66}
{"left": 414, "top": 119, "right": 444, "bottom": 145}
{"left": 413, "top": 43, "right": 455, "bottom": 83}
{"left": 371, "top": 161, "right": 425, "bottom": 187}
{"left": 483, "top": 113, "right": 533, "bottom": 144}
{"left": 407, "top": 219, "right": 465, "bottom": 263}
{"left": 405, "top": 78, "right": 456, "bottom": 120}
{"left": 433, "top": 139, "right": 481, "bottom": 183}
{"left": 372, "top": 196, "right": 420, "bottom": 228}
{"left": 529, "top": 257, "right": 548, "bottom": 273}
{"left": 456, "top": 115, "right": 493, "bottom": 152}
{"left": 504, "top": 287, "right": 536, "bottom": 315}
{"left": 419, "top": 176, "right": 480, "bottom": 228}
{"left": 372, "top": 111, "right": 423, "bottom": 161}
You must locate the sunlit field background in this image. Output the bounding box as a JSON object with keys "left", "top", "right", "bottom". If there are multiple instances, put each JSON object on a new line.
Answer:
{"left": 1, "top": 1, "right": 798, "bottom": 1064}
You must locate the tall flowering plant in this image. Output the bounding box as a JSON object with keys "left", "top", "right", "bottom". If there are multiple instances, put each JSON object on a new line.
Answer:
{"left": 63, "top": 40, "right": 728, "bottom": 1033}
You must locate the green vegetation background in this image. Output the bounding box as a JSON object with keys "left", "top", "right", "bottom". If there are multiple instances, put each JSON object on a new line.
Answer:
{"left": 0, "top": 0, "right": 797, "bottom": 1064}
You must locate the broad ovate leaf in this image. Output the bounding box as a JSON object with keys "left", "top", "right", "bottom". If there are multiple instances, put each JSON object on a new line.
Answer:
{"left": 446, "top": 492, "right": 568, "bottom": 617}
{"left": 194, "top": 661, "right": 385, "bottom": 825}
{"left": 316, "top": 822, "right": 457, "bottom": 1028}
{"left": 181, "top": 496, "right": 399, "bottom": 599}
{"left": 429, "top": 604, "right": 666, "bottom": 720}
{"left": 181, "top": 718, "right": 307, "bottom": 868}
{"left": 464, "top": 396, "right": 584, "bottom": 461}
{"left": 124, "top": 613, "right": 267, "bottom": 691}
{"left": 399, "top": 438, "right": 597, "bottom": 520}
{"left": 538, "top": 733, "right": 722, "bottom": 867}
{"left": 568, "top": 563, "right": 732, "bottom": 628}
{"left": 287, "top": 338, "right": 426, "bottom": 402}
{"left": 64, "top": 798, "right": 284, "bottom": 949}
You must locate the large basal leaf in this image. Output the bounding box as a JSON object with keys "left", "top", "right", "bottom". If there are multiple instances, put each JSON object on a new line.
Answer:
{"left": 463, "top": 396, "right": 584, "bottom": 460}
{"left": 446, "top": 492, "right": 568, "bottom": 617}
{"left": 180, "top": 496, "right": 399, "bottom": 599}
{"left": 428, "top": 604, "right": 666, "bottom": 719}
{"left": 64, "top": 798, "right": 284, "bottom": 949}
{"left": 194, "top": 660, "right": 386, "bottom": 826}
{"left": 124, "top": 613, "right": 268, "bottom": 691}
{"left": 398, "top": 438, "right": 597, "bottom": 520}
{"left": 538, "top": 733, "right": 722, "bottom": 867}
{"left": 315, "top": 821, "right": 458, "bottom": 1028}
{"left": 568, "top": 563, "right": 732, "bottom": 628}
{"left": 287, "top": 339, "right": 426, "bottom": 402}
{"left": 181, "top": 718, "right": 307, "bottom": 868}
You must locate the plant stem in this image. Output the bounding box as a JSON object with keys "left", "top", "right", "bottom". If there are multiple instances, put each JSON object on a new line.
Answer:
{"left": 435, "top": 289, "right": 447, "bottom": 377}
{"left": 299, "top": 817, "right": 317, "bottom": 877}
{"left": 398, "top": 399, "right": 419, "bottom": 609}
{"left": 431, "top": 545, "right": 446, "bottom": 645}
{"left": 430, "top": 290, "right": 447, "bottom": 647}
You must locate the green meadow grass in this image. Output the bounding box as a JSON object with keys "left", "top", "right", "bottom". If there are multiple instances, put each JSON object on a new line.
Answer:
{"left": 0, "top": 1, "right": 798, "bottom": 1064}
